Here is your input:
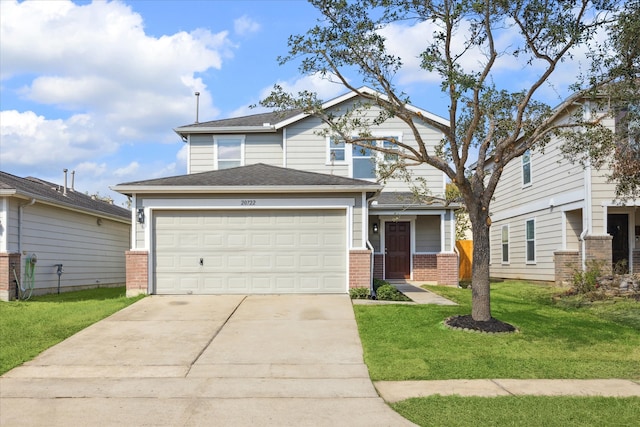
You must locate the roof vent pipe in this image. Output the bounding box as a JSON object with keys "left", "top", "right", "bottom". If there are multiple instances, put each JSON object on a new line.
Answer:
{"left": 195, "top": 92, "right": 200, "bottom": 124}
{"left": 71, "top": 170, "right": 75, "bottom": 192}
{"left": 63, "top": 169, "right": 68, "bottom": 196}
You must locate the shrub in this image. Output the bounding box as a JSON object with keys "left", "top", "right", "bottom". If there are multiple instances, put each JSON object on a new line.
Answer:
{"left": 349, "top": 287, "right": 370, "bottom": 299}
{"left": 375, "top": 284, "right": 411, "bottom": 301}
{"left": 571, "top": 260, "right": 603, "bottom": 294}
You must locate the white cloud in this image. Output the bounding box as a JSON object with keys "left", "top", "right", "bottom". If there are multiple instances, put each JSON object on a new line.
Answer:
{"left": 0, "top": 110, "right": 118, "bottom": 166}
{"left": 234, "top": 15, "right": 261, "bottom": 36}
{"left": 113, "top": 162, "right": 140, "bottom": 178}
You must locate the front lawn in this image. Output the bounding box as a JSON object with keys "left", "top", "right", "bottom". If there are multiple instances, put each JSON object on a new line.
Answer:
{"left": 0, "top": 287, "right": 144, "bottom": 375}
{"left": 353, "top": 281, "right": 640, "bottom": 380}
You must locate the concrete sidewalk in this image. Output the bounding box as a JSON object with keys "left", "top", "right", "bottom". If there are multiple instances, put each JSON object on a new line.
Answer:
{"left": 1, "top": 295, "right": 416, "bottom": 427}
{"left": 375, "top": 379, "right": 640, "bottom": 402}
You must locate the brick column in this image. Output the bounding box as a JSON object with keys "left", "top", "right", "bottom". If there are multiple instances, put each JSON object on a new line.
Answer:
{"left": 436, "top": 252, "right": 459, "bottom": 286}
{"left": 553, "top": 250, "right": 580, "bottom": 285}
{"left": 0, "top": 253, "right": 21, "bottom": 301}
{"left": 584, "top": 235, "right": 613, "bottom": 273}
{"left": 412, "top": 254, "right": 437, "bottom": 282}
{"left": 633, "top": 249, "right": 640, "bottom": 274}
{"left": 349, "top": 249, "right": 371, "bottom": 289}
{"left": 126, "top": 250, "right": 149, "bottom": 297}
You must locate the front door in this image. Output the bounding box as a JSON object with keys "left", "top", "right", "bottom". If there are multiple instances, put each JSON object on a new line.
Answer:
{"left": 608, "top": 213, "right": 629, "bottom": 273}
{"left": 385, "top": 221, "right": 411, "bottom": 279}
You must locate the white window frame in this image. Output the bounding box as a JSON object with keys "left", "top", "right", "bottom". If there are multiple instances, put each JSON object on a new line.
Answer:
{"left": 525, "top": 218, "right": 536, "bottom": 264}
{"left": 522, "top": 150, "right": 532, "bottom": 187}
{"left": 214, "top": 135, "right": 245, "bottom": 170}
{"left": 501, "top": 224, "right": 510, "bottom": 264}
{"left": 326, "top": 134, "right": 403, "bottom": 180}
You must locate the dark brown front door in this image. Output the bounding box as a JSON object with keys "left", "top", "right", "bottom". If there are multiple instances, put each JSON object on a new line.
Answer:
{"left": 608, "top": 214, "right": 629, "bottom": 273}
{"left": 385, "top": 221, "right": 411, "bottom": 279}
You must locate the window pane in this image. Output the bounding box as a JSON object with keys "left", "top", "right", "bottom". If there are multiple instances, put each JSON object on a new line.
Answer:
{"left": 501, "top": 226, "right": 509, "bottom": 263}
{"left": 382, "top": 139, "right": 398, "bottom": 161}
{"left": 218, "top": 160, "right": 241, "bottom": 170}
{"left": 353, "top": 158, "right": 375, "bottom": 179}
{"left": 522, "top": 150, "right": 531, "bottom": 185}
{"left": 526, "top": 219, "right": 535, "bottom": 262}
{"left": 218, "top": 139, "right": 241, "bottom": 160}
{"left": 527, "top": 241, "right": 535, "bottom": 262}
{"left": 526, "top": 220, "right": 535, "bottom": 239}
{"left": 330, "top": 138, "right": 345, "bottom": 161}
{"left": 353, "top": 145, "right": 372, "bottom": 157}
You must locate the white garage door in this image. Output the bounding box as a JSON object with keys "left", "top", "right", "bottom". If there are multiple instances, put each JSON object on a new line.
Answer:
{"left": 153, "top": 209, "right": 347, "bottom": 294}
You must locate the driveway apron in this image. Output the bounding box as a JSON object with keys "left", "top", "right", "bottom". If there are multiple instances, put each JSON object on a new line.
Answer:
{"left": 1, "top": 295, "right": 415, "bottom": 427}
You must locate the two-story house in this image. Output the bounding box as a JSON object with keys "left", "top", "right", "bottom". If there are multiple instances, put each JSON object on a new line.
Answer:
{"left": 112, "top": 88, "right": 459, "bottom": 296}
{"left": 488, "top": 103, "right": 639, "bottom": 284}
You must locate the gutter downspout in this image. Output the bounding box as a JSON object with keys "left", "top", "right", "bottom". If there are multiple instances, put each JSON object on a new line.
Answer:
{"left": 581, "top": 102, "right": 593, "bottom": 271}
{"left": 18, "top": 198, "right": 36, "bottom": 256}
{"left": 366, "top": 189, "right": 383, "bottom": 298}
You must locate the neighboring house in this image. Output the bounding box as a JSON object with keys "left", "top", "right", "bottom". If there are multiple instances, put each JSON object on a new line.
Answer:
{"left": 0, "top": 171, "right": 131, "bottom": 301}
{"left": 112, "top": 88, "right": 459, "bottom": 297}
{"left": 488, "top": 104, "right": 639, "bottom": 284}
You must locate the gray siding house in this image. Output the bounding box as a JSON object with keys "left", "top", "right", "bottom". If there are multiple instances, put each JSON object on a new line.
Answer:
{"left": 0, "top": 171, "right": 131, "bottom": 300}
{"left": 488, "top": 106, "right": 639, "bottom": 283}
{"left": 113, "top": 88, "right": 459, "bottom": 297}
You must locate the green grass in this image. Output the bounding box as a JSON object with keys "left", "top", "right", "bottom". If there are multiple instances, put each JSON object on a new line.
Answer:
{"left": 353, "top": 281, "right": 640, "bottom": 380}
{"left": 392, "top": 395, "right": 640, "bottom": 427}
{"left": 0, "top": 287, "right": 144, "bottom": 375}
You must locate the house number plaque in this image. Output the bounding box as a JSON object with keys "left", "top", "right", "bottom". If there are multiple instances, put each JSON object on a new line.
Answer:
{"left": 240, "top": 199, "right": 256, "bottom": 206}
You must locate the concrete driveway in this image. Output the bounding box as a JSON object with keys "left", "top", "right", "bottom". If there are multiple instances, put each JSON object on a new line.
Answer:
{"left": 1, "top": 295, "right": 416, "bottom": 426}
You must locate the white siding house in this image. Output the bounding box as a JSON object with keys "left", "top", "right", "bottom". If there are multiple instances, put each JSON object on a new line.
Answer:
{"left": 113, "top": 87, "right": 459, "bottom": 297}
{"left": 0, "top": 172, "right": 131, "bottom": 300}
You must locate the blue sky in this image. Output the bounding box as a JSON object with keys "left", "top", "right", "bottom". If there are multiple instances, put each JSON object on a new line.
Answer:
{"left": 1, "top": 0, "right": 594, "bottom": 206}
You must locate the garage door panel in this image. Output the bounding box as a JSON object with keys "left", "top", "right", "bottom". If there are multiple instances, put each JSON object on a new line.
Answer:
{"left": 154, "top": 209, "right": 347, "bottom": 294}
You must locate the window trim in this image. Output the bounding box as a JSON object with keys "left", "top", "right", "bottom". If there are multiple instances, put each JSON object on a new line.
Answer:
{"left": 214, "top": 135, "right": 245, "bottom": 170}
{"left": 525, "top": 218, "right": 536, "bottom": 264}
{"left": 522, "top": 150, "right": 532, "bottom": 187}
{"left": 501, "top": 224, "right": 510, "bottom": 264}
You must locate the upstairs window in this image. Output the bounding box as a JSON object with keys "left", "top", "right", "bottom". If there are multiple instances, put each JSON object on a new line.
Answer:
{"left": 522, "top": 150, "right": 531, "bottom": 186}
{"left": 352, "top": 145, "right": 375, "bottom": 179}
{"left": 216, "top": 136, "right": 244, "bottom": 169}
{"left": 328, "top": 138, "right": 346, "bottom": 164}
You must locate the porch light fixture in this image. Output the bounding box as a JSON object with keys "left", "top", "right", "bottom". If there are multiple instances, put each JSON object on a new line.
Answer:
{"left": 373, "top": 223, "right": 379, "bottom": 234}
{"left": 137, "top": 208, "right": 145, "bottom": 224}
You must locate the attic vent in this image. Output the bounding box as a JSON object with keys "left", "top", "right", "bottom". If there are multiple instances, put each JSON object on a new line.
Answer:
{"left": 262, "top": 123, "right": 271, "bottom": 127}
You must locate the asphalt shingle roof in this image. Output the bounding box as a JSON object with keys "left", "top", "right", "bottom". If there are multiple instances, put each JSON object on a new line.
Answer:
{"left": 117, "top": 163, "right": 381, "bottom": 188}
{"left": 0, "top": 171, "right": 131, "bottom": 220}
{"left": 176, "top": 110, "right": 303, "bottom": 129}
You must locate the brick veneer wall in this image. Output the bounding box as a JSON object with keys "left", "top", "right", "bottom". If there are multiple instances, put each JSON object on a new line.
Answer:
{"left": 413, "top": 254, "right": 438, "bottom": 282}
{"left": 373, "top": 254, "right": 384, "bottom": 279}
{"left": 349, "top": 249, "right": 371, "bottom": 289}
{"left": 584, "top": 235, "right": 613, "bottom": 273}
{"left": 126, "top": 250, "right": 149, "bottom": 297}
{"left": 554, "top": 250, "right": 580, "bottom": 285}
{"left": 0, "top": 253, "right": 21, "bottom": 301}
{"left": 437, "top": 253, "right": 459, "bottom": 286}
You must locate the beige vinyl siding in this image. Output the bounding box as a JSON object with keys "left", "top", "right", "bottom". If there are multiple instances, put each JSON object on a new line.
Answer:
{"left": 18, "top": 202, "right": 130, "bottom": 294}
{"left": 189, "top": 134, "right": 214, "bottom": 173}
{"left": 590, "top": 167, "right": 617, "bottom": 235}
{"left": 285, "top": 100, "right": 446, "bottom": 197}
{"left": 415, "top": 215, "right": 441, "bottom": 252}
{"left": 368, "top": 215, "right": 381, "bottom": 252}
{"left": 491, "top": 209, "right": 561, "bottom": 282}
{"left": 565, "top": 209, "right": 583, "bottom": 251}
{"left": 3, "top": 198, "right": 20, "bottom": 252}
{"left": 244, "top": 133, "right": 283, "bottom": 167}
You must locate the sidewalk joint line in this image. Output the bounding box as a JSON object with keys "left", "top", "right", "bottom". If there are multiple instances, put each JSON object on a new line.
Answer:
{"left": 184, "top": 295, "right": 248, "bottom": 377}
{"left": 490, "top": 379, "right": 515, "bottom": 396}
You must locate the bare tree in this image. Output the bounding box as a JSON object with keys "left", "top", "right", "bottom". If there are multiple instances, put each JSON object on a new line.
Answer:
{"left": 262, "top": 0, "right": 630, "bottom": 323}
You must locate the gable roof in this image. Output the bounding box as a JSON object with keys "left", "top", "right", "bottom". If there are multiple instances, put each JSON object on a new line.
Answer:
{"left": 0, "top": 171, "right": 131, "bottom": 222}
{"left": 174, "top": 86, "right": 449, "bottom": 138}
{"left": 112, "top": 163, "right": 382, "bottom": 195}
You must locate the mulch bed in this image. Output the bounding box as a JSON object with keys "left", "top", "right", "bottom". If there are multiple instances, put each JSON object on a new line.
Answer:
{"left": 445, "top": 315, "right": 517, "bottom": 333}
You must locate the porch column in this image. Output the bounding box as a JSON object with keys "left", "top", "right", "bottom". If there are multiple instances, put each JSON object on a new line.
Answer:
{"left": 584, "top": 235, "right": 613, "bottom": 273}
{"left": 349, "top": 249, "right": 371, "bottom": 289}
{"left": 554, "top": 250, "right": 580, "bottom": 285}
{"left": 126, "top": 250, "right": 149, "bottom": 297}
{"left": 0, "top": 253, "right": 21, "bottom": 301}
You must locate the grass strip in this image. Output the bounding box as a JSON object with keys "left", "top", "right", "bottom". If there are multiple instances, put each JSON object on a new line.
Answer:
{"left": 0, "top": 287, "right": 144, "bottom": 375}
{"left": 392, "top": 395, "right": 640, "bottom": 427}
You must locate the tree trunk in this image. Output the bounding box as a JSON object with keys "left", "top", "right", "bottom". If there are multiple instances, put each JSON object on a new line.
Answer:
{"left": 469, "top": 211, "right": 492, "bottom": 321}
